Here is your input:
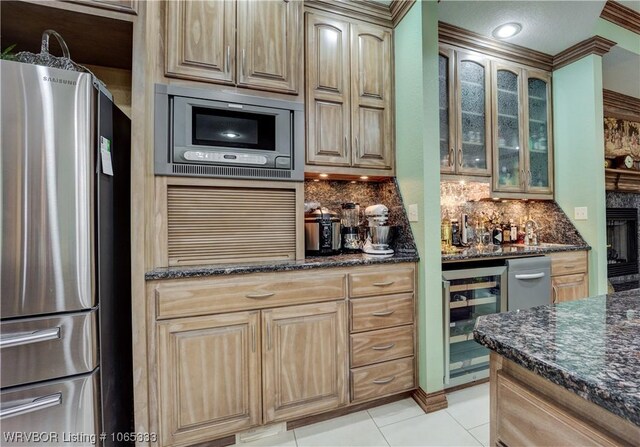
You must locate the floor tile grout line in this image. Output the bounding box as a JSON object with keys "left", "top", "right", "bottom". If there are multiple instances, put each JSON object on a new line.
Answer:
{"left": 292, "top": 426, "right": 299, "bottom": 447}
{"left": 467, "top": 427, "right": 488, "bottom": 447}
{"left": 375, "top": 412, "right": 426, "bottom": 430}
{"left": 445, "top": 409, "right": 484, "bottom": 447}
{"left": 466, "top": 421, "right": 490, "bottom": 431}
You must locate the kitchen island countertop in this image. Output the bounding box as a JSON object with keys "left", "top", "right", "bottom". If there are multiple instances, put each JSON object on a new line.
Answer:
{"left": 146, "top": 251, "right": 419, "bottom": 280}
{"left": 474, "top": 289, "right": 640, "bottom": 426}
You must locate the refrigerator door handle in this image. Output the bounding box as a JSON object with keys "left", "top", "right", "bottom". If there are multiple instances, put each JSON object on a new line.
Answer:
{"left": 0, "top": 393, "right": 62, "bottom": 420}
{"left": 514, "top": 272, "right": 545, "bottom": 280}
{"left": 0, "top": 327, "right": 61, "bottom": 349}
{"left": 443, "top": 280, "right": 451, "bottom": 385}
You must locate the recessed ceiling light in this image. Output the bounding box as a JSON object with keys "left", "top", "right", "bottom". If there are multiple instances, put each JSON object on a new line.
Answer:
{"left": 360, "top": 176, "right": 369, "bottom": 180}
{"left": 319, "top": 173, "right": 329, "bottom": 178}
{"left": 492, "top": 22, "right": 522, "bottom": 39}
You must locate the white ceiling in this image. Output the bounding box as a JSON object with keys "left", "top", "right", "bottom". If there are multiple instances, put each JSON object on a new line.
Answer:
{"left": 437, "top": 0, "right": 639, "bottom": 98}
{"left": 437, "top": 0, "right": 607, "bottom": 55}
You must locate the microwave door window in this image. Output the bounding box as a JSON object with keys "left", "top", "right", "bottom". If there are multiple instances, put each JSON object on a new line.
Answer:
{"left": 192, "top": 107, "right": 276, "bottom": 151}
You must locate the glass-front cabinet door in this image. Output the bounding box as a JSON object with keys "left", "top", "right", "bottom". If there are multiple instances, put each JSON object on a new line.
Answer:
{"left": 443, "top": 266, "right": 507, "bottom": 388}
{"left": 493, "top": 65, "right": 524, "bottom": 192}
{"left": 525, "top": 70, "right": 553, "bottom": 195}
{"left": 456, "top": 52, "right": 491, "bottom": 176}
{"left": 439, "top": 50, "right": 455, "bottom": 173}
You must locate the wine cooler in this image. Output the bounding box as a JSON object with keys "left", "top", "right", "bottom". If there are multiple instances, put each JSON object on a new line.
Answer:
{"left": 443, "top": 266, "right": 507, "bottom": 388}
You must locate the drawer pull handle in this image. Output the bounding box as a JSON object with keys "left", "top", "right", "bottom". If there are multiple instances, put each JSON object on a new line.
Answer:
{"left": 371, "top": 310, "right": 395, "bottom": 317}
{"left": 0, "top": 393, "right": 62, "bottom": 420}
{"left": 515, "top": 272, "right": 545, "bottom": 280}
{"left": 0, "top": 327, "right": 61, "bottom": 349}
{"left": 373, "top": 375, "right": 396, "bottom": 385}
{"left": 246, "top": 292, "right": 275, "bottom": 299}
{"left": 373, "top": 281, "right": 395, "bottom": 287}
{"left": 564, "top": 265, "right": 576, "bottom": 269}
{"left": 372, "top": 343, "right": 395, "bottom": 351}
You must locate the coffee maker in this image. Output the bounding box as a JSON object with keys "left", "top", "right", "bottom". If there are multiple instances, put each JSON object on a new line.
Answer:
{"left": 341, "top": 202, "right": 361, "bottom": 252}
{"left": 363, "top": 204, "right": 394, "bottom": 256}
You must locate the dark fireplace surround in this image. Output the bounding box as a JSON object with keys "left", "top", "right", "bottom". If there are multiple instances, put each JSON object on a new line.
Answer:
{"left": 606, "top": 208, "right": 638, "bottom": 278}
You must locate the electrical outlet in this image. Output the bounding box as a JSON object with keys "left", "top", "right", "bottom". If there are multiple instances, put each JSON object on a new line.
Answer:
{"left": 408, "top": 204, "right": 419, "bottom": 222}
{"left": 574, "top": 207, "right": 588, "bottom": 220}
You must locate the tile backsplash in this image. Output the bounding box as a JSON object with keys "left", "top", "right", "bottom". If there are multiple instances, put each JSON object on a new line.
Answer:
{"left": 304, "top": 179, "right": 418, "bottom": 256}
{"left": 440, "top": 181, "right": 587, "bottom": 245}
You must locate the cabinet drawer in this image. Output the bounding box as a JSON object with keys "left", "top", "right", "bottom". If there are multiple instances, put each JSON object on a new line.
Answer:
{"left": 155, "top": 272, "right": 347, "bottom": 319}
{"left": 350, "top": 325, "right": 414, "bottom": 368}
{"left": 349, "top": 266, "right": 415, "bottom": 298}
{"left": 350, "top": 293, "right": 414, "bottom": 333}
{"left": 550, "top": 251, "right": 588, "bottom": 276}
{"left": 351, "top": 357, "right": 415, "bottom": 403}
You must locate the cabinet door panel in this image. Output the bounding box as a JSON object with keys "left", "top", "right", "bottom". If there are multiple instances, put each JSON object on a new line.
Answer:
{"left": 306, "top": 13, "right": 351, "bottom": 166}
{"left": 456, "top": 52, "right": 491, "bottom": 176}
{"left": 439, "top": 49, "right": 456, "bottom": 173}
{"left": 525, "top": 70, "right": 553, "bottom": 195}
{"left": 237, "top": 0, "right": 301, "bottom": 93}
{"left": 165, "top": 0, "right": 236, "bottom": 84}
{"left": 351, "top": 22, "right": 393, "bottom": 169}
{"left": 552, "top": 274, "right": 588, "bottom": 303}
{"left": 493, "top": 65, "right": 525, "bottom": 192}
{"left": 263, "top": 301, "right": 347, "bottom": 423}
{"left": 157, "top": 312, "right": 260, "bottom": 446}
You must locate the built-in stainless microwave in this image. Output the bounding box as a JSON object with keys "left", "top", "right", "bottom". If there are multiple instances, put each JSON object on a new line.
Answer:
{"left": 154, "top": 84, "right": 304, "bottom": 181}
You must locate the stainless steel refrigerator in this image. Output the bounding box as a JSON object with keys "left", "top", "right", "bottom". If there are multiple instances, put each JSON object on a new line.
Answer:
{"left": 0, "top": 60, "right": 133, "bottom": 445}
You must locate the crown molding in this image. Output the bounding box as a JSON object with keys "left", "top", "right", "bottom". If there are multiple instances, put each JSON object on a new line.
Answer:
{"left": 603, "top": 89, "right": 640, "bottom": 121}
{"left": 552, "top": 35, "right": 617, "bottom": 70}
{"left": 438, "top": 22, "right": 554, "bottom": 71}
{"left": 600, "top": 0, "right": 640, "bottom": 35}
{"left": 390, "top": 0, "right": 415, "bottom": 27}
{"left": 305, "top": 0, "right": 393, "bottom": 27}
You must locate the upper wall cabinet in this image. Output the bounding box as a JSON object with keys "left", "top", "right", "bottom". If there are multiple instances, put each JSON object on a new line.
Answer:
{"left": 166, "top": 0, "right": 302, "bottom": 95}
{"left": 439, "top": 47, "right": 492, "bottom": 177}
{"left": 306, "top": 11, "right": 394, "bottom": 175}
{"left": 492, "top": 65, "right": 553, "bottom": 198}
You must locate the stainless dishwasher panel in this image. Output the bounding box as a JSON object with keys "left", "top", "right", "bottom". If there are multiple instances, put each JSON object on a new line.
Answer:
{"left": 0, "top": 309, "right": 98, "bottom": 388}
{"left": 0, "top": 370, "right": 99, "bottom": 446}
{"left": 507, "top": 256, "right": 552, "bottom": 311}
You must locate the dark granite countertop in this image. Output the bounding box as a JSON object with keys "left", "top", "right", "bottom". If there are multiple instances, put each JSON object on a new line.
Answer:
{"left": 146, "top": 252, "right": 419, "bottom": 280}
{"left": 442, "top": 243, "right": 591, "bottom": 262}
{"left": 474, "top": 290, "right": 640, "bottom": 426}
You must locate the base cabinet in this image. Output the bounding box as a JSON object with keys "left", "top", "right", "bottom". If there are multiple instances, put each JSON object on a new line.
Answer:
{"left": 149, "top": 263, "right": 416, "bottom": 446}
{"left": 157, "top": 312, "right": 261, "bottom": 447}
{"left": 263, "top": 302, "right": 347, "bottom": 423}
{"left": 549, "top": 251, "right": 589, "bottom": 303}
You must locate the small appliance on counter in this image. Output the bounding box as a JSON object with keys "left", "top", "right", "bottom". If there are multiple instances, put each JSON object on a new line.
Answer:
{"left": 341, "top": 202, "right": 361, "bottom": 252}
{"left": 363, "top": 204, "right": 394, "bottom": 256}
{"left": 304, "top": 207, "right": 341, "bottom": 256}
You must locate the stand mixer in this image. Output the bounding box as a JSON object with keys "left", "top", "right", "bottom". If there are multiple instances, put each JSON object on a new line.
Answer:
{"left": 363, "top": 204, "right": 394, "bottom": 256}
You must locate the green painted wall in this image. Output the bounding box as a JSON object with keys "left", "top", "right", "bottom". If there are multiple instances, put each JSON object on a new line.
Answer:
{"left": 553, "top": 55, "right": 607, "bottom": 295}
{"left": 596, "top": 19, "right": 640, "bottom": 55}
{"left": 395, "top": 1, "right": 444, "bottom": 393}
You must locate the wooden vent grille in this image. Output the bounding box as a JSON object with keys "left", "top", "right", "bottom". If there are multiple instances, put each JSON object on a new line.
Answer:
{"left": 167, "top": 185, "right": 297, "bottom": 265}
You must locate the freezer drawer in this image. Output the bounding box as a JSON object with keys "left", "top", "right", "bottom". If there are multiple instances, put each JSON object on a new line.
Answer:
{"left": 507, "top": 256, "right": 551, "bottom": 311}
{"left": 0, "top": 310, "right": 98, "bottom": 388}
{"left": 0, "top": 370, "right": 99, "bottom": 446}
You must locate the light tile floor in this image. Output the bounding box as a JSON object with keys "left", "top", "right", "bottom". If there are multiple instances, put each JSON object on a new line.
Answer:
{"left": 235, "top": 383, "right": 490, "bottom": 447}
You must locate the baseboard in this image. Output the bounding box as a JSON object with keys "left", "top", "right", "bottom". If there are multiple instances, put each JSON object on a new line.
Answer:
{"left": 412, "top": 387, "right": 448, "bottom": 413}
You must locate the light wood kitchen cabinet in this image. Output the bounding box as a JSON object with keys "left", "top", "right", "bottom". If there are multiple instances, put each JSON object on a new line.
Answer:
{"left": 306, "top": 11, "right": 394, "bottom": 174}
{"left": 552, "top": 273, "right": 589, "bottom": 303}
{"left": 549, "top": 251, "right": 589, "bottom": 303}
{"left": 157, "top": 311, "right": 261, "bottom": 447}
{"left": 166, "top": 0, "right": 302, "bottom": 94}
{"left": 262, "top": 301, "right": 347, "bottom": 423}
{"left": 439, "top": 46, "right": 492, "bottom": 177}
{"left": 148, "top": 263, "right": 416, "bottom": 445}
{"left": 492, "top": 63, "right": 553, "bottom": 198}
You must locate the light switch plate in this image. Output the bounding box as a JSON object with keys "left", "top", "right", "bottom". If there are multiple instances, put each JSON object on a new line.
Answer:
{"left": 574, "top": 207, "right": 588, "bottom": 220}
{"left": 408, "top": 204, "right": 419, "bottom": 222}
